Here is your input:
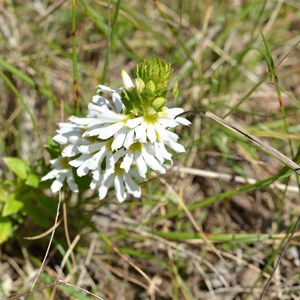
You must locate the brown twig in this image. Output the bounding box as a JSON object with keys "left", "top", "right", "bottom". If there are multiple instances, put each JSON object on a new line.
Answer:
{"left": 23, "top": 220, "right": 62, "bottom": 240}
{"left": 31, "top": 192, "right": 63, "bottom": 289}
{"left": 203, "top": 111, "right": 300, "bottom": 176}
{"left": 63, "top": 201, "right": 76, "bottom": 267}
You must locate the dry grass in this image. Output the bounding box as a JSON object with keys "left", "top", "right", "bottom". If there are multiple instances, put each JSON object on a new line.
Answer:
{"left": 1, "top": 1, "right": 300, "bottom": 299}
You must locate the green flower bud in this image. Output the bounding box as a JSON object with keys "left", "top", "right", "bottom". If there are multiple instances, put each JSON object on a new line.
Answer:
{"left": 152, "top": 97, "right": 166, "bottom": 111}
{"left": 135, "top": 56, "right": 172, "bottom": 98}
{"left": 146, "top": 80, "right": 156, "bottom": 93}
{"left": 121, "top": 57, "right": 173, "bottom": 115}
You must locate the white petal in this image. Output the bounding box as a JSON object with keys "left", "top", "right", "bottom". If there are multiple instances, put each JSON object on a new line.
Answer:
{"left": 69, "top": 116, "right": 91, "bottom": 125}
{"left": 135, "top": 122, "right": 147, "bottom": 142}
{"left": 97, "top": 122, "right": 124, "bottom": 139}
{"left": 165, "top": 107, "right": 184, "bottom": 117}
{"left": 81, "top": 142, "right": 106, "bottom": 154}
{"left": 142, "top": 148, "right": 165, "bottom": 173}
{"left": 98, "top": 84, "right": 122, "bottom": 94}
{"left": 120, "top": 152, "right": 134, "bottom": 173}
{"left": 155, "top": 124, "right": 179, "bottom": 142}
{"left": 153, "top": 143, "right": 164, "bottom": 164}
{"left": 88, "top": 103, "right": 121, "bottom": 117}
{"left": 124, "top": 174, "right": 141, "bottom": 198}
{"left": 121, "top": 70, "right": 134, "bottom": 90}
{"left": 166, "top": 140, "right": 185, "bottom": 153}
{"left": 90, "top": 178, "right": 98, "bottom": 189}
{"left": 41, "top": 169, "right": 58, "bottom": 181}
{"left": 86, "top": 158, "right": 99, "bottom": 171}
{"left": 62, "top": 144, "right": 79, "bottom": 157}
{"left": 123, "top": 128, "right": 135, "bottom": 149}
{"left": 110, "top": 149, "right": 125, "bottom": 167}
{"left": 158, "top": 117, "right": 178, "bottom": 128}
{"left": 157, "top": 142, "right": 172, "bottom": 162}
{"left": 91, "top": 167, "right": 101, "bottom": 181}
{"left": 92, "top": 95, "right": 109, "bottom": 107}
{"left": 146, "top": 124, "right": 156, "bottom": 143}
{"left": 111, "top": 127, "right": 127, "bottom": 150}
{"left": 106, "top": 153, "right": 116, "bottom": 172}
{"left": 135, "top": 152, "right": 147, "bottom": 178}
{"left": 88, "top": 107, "right": 125, "bottom": 122}
{"left": 53, "top": 135, "right": 68, "bottom": 145}
{"left": 112, "top": 92, "right": 123, "bottom": 113}
{"left": 51, "top": 179, "right": 64, "bottom": 193}
{"left": 126, "top": 117, "right": 143, "bottom": 128}
{"left": 114, "top": 174, "right": 126, "bottom": 202}
{"left": 98, "top": 173, "right": 114, "bottom": 199}
{"left": 68, "top": 136, "right": 81, "bottom": 144}
{"left": 69, "top": 154, "right": 89, "bottom": 168}
{"left": 82, "top": 127, "right": 102, "bottom": 137}
{"left": 92, "top": 147, "right": 107, "bottom": 168}
{"left": 67, "top": 174, "right": 79, "bottom": 192}
{"left": 175, "top": 117, "right": 191, "bottom": 126}
{"left": 77, "top": 161, "right": 90, "bottom": 177}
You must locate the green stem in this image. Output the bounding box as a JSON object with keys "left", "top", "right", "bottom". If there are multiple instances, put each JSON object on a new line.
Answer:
{"left": 72, "top": 0, "right": 79, "bottom": 113}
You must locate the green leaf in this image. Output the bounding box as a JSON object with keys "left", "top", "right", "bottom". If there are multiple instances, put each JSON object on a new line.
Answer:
{"left": 0, "top": 218, "right": 12, "bottom": 244}
{"left": 3, "top": 157, "right": 28, "bottom": 180}
{"left": 23, "top": 201, "right": 50, "bottom": 227}
{"left": 2, "top": 194, "right": 24, "bottom": 217}
{"left": 25, "top": 173, "right": 40, "bottom": 188}
{"left": 38, "top": 195, "right": 57, "bottom": 217}
{"left": 45, "top": 138, "right": 61, "bottom": 158}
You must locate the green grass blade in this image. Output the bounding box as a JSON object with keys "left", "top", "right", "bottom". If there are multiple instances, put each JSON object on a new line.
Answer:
{"left": 79, "top": 1, "right": 109, "bottom": 36}
{"left": 146, "top": 168, "right": 293, "bottom": 224}
{"left": 0, "top": 58, "right": 36, "bottom": 87}
{"left": 0, "top": 71, "right": 42, "bottom": 150}
{"left": 72, "top": 0, "right": 80, "bottom": 113}
{"left": 102, "top": 0, "right": 122, "bottom": 84}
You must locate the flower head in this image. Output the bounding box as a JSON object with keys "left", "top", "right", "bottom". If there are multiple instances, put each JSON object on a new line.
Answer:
{"left": 42, "top": 56, "right": 190, "bottom": 202}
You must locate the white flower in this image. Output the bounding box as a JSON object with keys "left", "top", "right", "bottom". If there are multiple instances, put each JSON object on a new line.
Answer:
{"left": 91, "top": 164, "right": 142, "bottom": 202}
{"left": 81, "top": 103, "right": 139, "bottom": 151}
{"left": 68, "top": 153, "right": 96, "bottom": 177}
{"left": 53, "top": 122, "right": 84, "bottom": 146}
{"left": 44, "top": 62, "right": 190, "bottom": 202}
{"left": 74, "top": 139, "right": 124, "bottom": 178}
{"left": 120, "top": 142, "right": 166, "bottom": 178}
{"left": 125, "top": 107, "right": 190, "bottom": 152}
{"left": 92, "top": 85, "right": 124, "bottom": 114}
{"left": 41, "top": 157, "right": 78, "bottom": 193}
{"left": 52, "top": 120, "right": 89, "bottom": 158}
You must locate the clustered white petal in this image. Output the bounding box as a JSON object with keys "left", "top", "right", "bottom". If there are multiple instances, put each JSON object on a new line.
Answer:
{"left": 42, "top": 67, "right": 190, "bottom": 202}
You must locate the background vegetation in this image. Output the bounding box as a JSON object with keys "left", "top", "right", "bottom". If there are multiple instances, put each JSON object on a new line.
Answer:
{"left": 1, "top": 0, "right": 300, "bottom": 299}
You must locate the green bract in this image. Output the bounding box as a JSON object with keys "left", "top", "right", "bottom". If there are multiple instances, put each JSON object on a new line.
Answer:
{"left": 122, "top": 56, "right": 173, "bottom": 115}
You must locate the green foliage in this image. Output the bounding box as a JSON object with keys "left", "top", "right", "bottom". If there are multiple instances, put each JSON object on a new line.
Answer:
{"left": 0, "top": 217, "right": 12, "bottom": 244}
{"left": 0, "top": 157, "right": 54, "bottom": 243}
{"left": 3, "top": 157, "right": 29, "bottom": 180}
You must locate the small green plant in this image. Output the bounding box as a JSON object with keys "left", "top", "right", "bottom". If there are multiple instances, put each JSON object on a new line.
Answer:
{"left": 42, "top": 56, "right": 190, "bottom": 202}
{"left": 0, "top": 157, "right": 55, "bottom": 244}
